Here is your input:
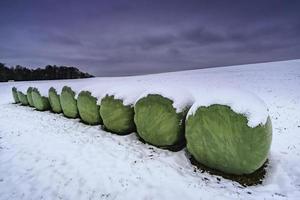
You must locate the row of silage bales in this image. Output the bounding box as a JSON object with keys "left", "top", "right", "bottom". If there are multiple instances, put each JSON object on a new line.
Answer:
{"left": 13, "top": 84, "right": 52, "bottom": 111}
{"left": 94, "top": 86, "right": 272, "bottom": 176}
{"left": 11, "top": 83, "right": 273, "bottom": 178}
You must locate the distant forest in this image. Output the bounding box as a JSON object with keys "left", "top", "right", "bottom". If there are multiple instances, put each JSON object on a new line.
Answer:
{"left": 0, "top": 63, "right": 93, "bottom": 82}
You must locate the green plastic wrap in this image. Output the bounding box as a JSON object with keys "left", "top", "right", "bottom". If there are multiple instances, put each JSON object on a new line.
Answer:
{"left": 48, "top": 87, "right": 62, "bottom": 113}
{"left": 186, "top": 104, "right": 272, "bottom": 175}
{"left": 17, "top": 91, "right": 29, "bottom": 106}
{"left": 12, "top": 87, "right": 20, "bottom": 103}
{"left": 100, "top": 95, "right": 135, "bottom": 134}
{"left": 134, "top": 94, "right": 187, "bottom": 147}
{"left": 77, "top": 91, "right": 102, "bottom": 125}
{"left": 31, "top": 88, "right": 50, "bottom": 111}
{"left": 27, "top": 87, "right": 35, "bottom": 107}
{"left": 60, "top": 86, "right": 78, "bottom": 118}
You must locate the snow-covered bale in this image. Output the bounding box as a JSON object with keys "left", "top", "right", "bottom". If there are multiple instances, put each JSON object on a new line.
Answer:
{"left": 77, "top": 91, "right": 102, "bottom": 125}
{"left": 100, "top": 95, "right": 135, "bottom": 134}
{"left": 48, "top": 87, "right": 62, "bottom": 113}
{"left": 31, "top": 88, "right": 50, "bottom": 111}
{"left": 186, "top": 89, "right": 272, "bottom": 175}
{"left": 60, "top": 86, "right": 78, "bottom": 118}
{"left": 134, "top": 91, "right": 192, "bottom": 148}
{"left": 26, "top": 87, "right": 34, "bottom": 107}
{"left": 17, "top": 91, "right": 29, "bottom": 106}
{"left": 12, "top": 87, "right": 20, "bottom": 103}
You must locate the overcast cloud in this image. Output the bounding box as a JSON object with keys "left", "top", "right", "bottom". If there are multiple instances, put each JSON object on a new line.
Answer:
{"left": 0, "top": 0, "right": 300, "bottom": 76}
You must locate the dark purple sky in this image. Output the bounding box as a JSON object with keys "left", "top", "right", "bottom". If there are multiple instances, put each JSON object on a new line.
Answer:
{"left": 1, "top": 0, "right": 300, "bottom": 76}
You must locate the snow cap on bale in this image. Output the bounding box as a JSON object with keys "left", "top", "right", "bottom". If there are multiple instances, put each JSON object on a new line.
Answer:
{"left": 17, "top": 91, "right": 29, "bottom": 106}
{"left": 100, "top": 95, "right": 135, "bottom": 134}
{"left": 186, "top": 88, "right": 272, "bottom": 175}
{"left": 27, "top": 87, "right": 35, "bottom": 107}
{"left": 77, "top": 91, "right": 102, "bottom": 125}
{"left": 48, "top": 87, "right": 62, "bottom": 113}
{"left": 60, "top": 86, "right": 78, "bottom": 118}
{"left": 134, "top": 87, "right": 193, "bottom": 148}
{"left": 31, "top": 88, "right": 50, "bottom": 111}
{"left": 12, "top": 87, "right": 20, "bottom": 103}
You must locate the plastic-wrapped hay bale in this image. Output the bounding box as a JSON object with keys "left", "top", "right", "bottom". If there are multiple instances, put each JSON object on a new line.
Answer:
{"left": 100, "top": 95, "right": 135, "bottom": 134}
{"left": 31, "top": 88, "right": 50, "bottom": 111}
{"left": 27, "top": 87, "right": 35, "bottom": 107}
{"left": 60, "top": 86, "right": 78, "bottom": 118}
{"left": 77, "top": 91, "right": 102, "bottom": 125}
{"left": 12, "top": 87, "right": 20, "bottom": 103}
{"left": 17, "top": 91, "right": 29, "bottom": 106}
{"left": 48, "top": 87, "right": 62, "bottom": 113}
{"left": 134, "top": 93, "right": 191, "bottom": 148}
{"left": 185, "top": 89, "right": 272, "bottom": 175}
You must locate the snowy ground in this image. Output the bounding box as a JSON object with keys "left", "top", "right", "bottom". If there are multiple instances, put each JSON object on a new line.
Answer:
{"left": 0, "top": 60, "right": 300, "bottom": 200}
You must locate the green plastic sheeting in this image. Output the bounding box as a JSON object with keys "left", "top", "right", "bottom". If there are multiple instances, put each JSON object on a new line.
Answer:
{"left": 48, "top": 87, "right": 62, "bottom": 113}
{"left": 186, "top": 104, "right": 272, "bottom": 175}
{"left": 60, "top": 86, "right": 78, "bottom": 118}
{"left": 100, "top": 95, "right": 135, "bottom": 134}
{"left": 17, "top": 91, "right": 29, "bottom": 106}
{"left": 134, "top": 94, "right": 187, "bottom": 147}
{"left": 31, "top": 88, "right": 50, "bottom": 111}
{"left": 77, "top": 91, "right": 102, "bottom": 125}
{"left": 27, "top": 87, "right": 35, "bottom": 107}
{"left": 12, "top": 87, "right": 20, "bottom": 103}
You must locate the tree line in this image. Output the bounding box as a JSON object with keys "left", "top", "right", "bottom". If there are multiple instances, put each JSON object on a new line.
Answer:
{"left": 0, "top": 63, "right": 94, "bottom": 82}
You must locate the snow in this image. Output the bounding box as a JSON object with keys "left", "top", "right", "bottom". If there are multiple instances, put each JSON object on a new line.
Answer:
{"left": 1, "top": 59, "right": 300, "bottom": 199}
{"left": 187, "top": 88, "right": 269, "bottom": 127}
{"left": 136, "top": 86, "right": 194, "bottom": 112}
{"left": 16, "top": 69, "right": 267, "bottom": 123}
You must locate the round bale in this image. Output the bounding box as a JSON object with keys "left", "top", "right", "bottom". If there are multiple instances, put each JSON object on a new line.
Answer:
{"left": 31, "top": 88, "right": 50, "bottom": 111}
{"left": 48, "top": 87, "right": 62, "bottom": 113}
{"left": 186, "top": 104, "right": 272, "bottom": 175}
{"left": 77, "top": 91, "right": 102, "bottom": 125}
{"left": 134, "top": 94, "right": 188, "bottom": 148}
{"left": 17, "top": 91, "right": 29, "bottom": 106}
{"left": 100, "top": 95, "right": 135, "bottom": 134}
{"left": 60, "top": 86, "right": 78, "bottom": 118}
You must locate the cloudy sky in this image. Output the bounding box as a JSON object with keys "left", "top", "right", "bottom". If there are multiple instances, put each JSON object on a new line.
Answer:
{"left": 0, "top": 0, "right": 300, "bottom": 76}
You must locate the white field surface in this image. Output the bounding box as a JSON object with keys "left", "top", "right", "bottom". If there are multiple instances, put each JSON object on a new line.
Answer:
{"left": 0, "top": 59, "right": 300, "bottom": 199}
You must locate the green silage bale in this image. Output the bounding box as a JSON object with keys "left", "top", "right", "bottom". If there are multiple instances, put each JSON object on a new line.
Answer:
{"left": 100, "top": 95, "right": 135, "bottom": 134}
{"left": 31, "top": 88, "right": 50, "bottom": 111}
{"left": 60, "top": 86, "right": 78, "bottom": 118}
{"left": 17, "top": 91, "right": 29, "bottom": 106}
{"left": 77, "top": 91, "right": 102, "bottom": 125}
{"left": 27, "top": 87, "right": 35, "bottom": 107}
{"left": 48, "top": 87, "right": 62, "bottom": 113}
{"left": 12, "top": 87, "right": 20, "bottom": 103}
{"left": 185, "top": 104, "right": 272, "bottom": 175}
{"left": 134, "top": 94, "right": 188, "bottom": 148}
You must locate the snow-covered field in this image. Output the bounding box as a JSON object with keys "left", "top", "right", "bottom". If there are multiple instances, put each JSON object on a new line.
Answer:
{"left": 0, "top": 60, "right": 300, "bottom": 200}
